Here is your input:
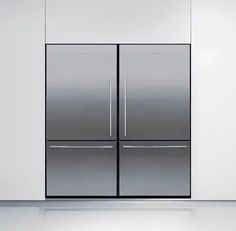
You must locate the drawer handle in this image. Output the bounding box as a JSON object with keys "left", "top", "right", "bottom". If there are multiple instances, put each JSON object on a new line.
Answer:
{"left": 49, "top": 145, "right": 114, "bottom": 149}
{"left": 122, "top": 145, "right": 188, "bottom": 149}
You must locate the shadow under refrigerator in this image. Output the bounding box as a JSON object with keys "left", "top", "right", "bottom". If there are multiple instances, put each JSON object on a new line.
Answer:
{"left": 46, "top": 44, "right": 190, "bottom": 198}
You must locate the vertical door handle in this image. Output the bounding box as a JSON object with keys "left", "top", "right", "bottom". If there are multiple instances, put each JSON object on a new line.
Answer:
{"left": 109, "top": 76, "right": 112, "bottom": 136}
{"left": 124, "top": 77, "right": 127, "bottom": 136}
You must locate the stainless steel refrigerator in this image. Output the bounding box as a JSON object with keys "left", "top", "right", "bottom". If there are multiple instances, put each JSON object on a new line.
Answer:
{"left": 46, "top": 44, "right": 190, "bottom": 197}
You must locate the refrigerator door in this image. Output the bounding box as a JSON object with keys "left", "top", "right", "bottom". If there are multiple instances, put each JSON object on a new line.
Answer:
{"left": 120, "top": 45, "right": 190, "bottom": 140}
{"left": 119, "top": 141, "right": 190, "bottom": 196}
{"left": 47, "top": 45, "right": 117, "bottom": 140}
{"left": 47, "top": 141, "right": 117, "bottom": 196}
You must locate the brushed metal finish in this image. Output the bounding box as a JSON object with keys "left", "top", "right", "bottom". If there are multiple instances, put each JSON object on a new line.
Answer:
{"left": 120, "top": 45, "right": 190, "bottom": 140}
{"left": 47, "top": 45, "right": 117, "bottom": 140}
{"left": 120, "top": 141, "right": 190, "bottom": 196}
{"left": 122, "top": 145, "right": 188, "bottom": 149}
{"left": 47, "top": 141, "right": 117, "bottom": 196}
{"left": 49, "top": 145, "right": 114, "bottom": 149}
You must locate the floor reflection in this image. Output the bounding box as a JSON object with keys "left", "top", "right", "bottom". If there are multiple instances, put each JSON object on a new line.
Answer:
{"left": 0, "top": 201, "right": 236, "bottom": 231}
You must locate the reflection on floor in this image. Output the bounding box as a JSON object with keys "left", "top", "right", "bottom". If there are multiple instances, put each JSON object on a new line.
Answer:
{"left": 1, "top": 201, "right": 236, "bottom": 231}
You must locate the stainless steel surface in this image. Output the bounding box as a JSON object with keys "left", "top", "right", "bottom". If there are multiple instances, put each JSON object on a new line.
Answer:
{"left": 46, "top": 44, "right": 191, "bottom": 198}
{"left": 49, "top": 145, "right": 114, "bottom": 149}
{"left": 47, "top": 141, "right": 117, "bottom": 196}
{"left": 122, "top": 145, "right": 188, "bottom": 149}
{"left": 119, "top": 45, "right": 190, "bottom": 140}
{"left": 120, "top": 141, "right": 190, "bottom": 196}
{"left": 47, "top": 45, "right": 117, "bottom": 140}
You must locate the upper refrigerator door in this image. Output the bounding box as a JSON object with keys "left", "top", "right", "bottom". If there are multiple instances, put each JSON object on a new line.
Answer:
{"left": 120, "top": 45, "right": 190, "bottom": 140}
{"left": 47, "top": 45, "right": 117, "bottom": 140}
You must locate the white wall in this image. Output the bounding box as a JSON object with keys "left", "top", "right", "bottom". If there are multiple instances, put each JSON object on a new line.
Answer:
{"left": 192, "top": 0, "right": 236, "bottom": 199}
{"left": 46, "top": 0, "right": 190, "bottom": 43}
{"left": 0, "top": 0, "right": 45, "bottom": 200}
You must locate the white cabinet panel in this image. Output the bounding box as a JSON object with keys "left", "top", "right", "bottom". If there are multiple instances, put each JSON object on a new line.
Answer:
{"left": 46, "top": 0, "right": 190, "bottom": 43}
{"left": 0, "top": 0, "right": 45, "bottom": 200}
{"left": 192, "top": 0, "right": 236, "bottom": 199}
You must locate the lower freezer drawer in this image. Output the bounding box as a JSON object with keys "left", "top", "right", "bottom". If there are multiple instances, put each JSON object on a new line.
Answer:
{"left": 119, "top": 141, "right": 190, "bottom": 196}
{"left": 46, "top": 141, "right": 117, "bottom": 196}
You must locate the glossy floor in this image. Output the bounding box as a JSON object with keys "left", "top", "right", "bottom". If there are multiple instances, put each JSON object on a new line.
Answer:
{"left": 0, "top": 201, "right": 236, "bottom": 231}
